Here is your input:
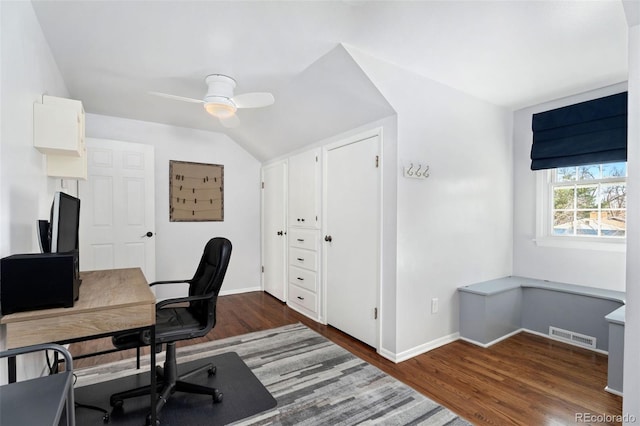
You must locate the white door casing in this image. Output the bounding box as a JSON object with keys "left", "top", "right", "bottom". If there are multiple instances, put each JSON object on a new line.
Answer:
{"left": 323, "top": 132, "right": 381, "bottom": 348}
{"left": 78, "top": 138, "right": 156, "bottom": 283}
{"left": 262, "top": 161, "right": 288, "bottom": 301}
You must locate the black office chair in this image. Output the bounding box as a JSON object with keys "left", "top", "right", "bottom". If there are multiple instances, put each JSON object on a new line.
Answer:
{"left": 109, "top": 237, "right": 232, "bottom": 424}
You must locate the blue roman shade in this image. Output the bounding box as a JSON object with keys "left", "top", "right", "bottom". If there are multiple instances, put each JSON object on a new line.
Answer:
{"left": 530, "top": 92, "right": 628, "bottom": 170}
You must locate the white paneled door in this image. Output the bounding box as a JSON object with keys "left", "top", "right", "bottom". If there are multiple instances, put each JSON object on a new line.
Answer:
{"left": 324, "top": 134, "right": 380, "bottom": 348}
{"left": 262, "top": 161, "right": 287, "bottom": 301}
{"left": 79, "top": 138, "right": 156, "bottom": 282}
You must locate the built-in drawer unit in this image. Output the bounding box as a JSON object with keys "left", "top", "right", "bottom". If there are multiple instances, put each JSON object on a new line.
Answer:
{"left": 289, "top": 229, "right": 317, "bottom": 251}
{"left": 286, "top": 227, "right": 320, "bottom": 321}
{"left": 288, "top": 265, "right": 317, "bottom": 292}
{"left": 288, "top": 247, "right": 318, "bottom": 272}
{"left": 288, "top": 284, "right": 317, "bottom": 315}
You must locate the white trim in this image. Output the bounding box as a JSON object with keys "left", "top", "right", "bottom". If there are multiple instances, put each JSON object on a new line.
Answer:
{"left": 377, "top": 347, "right": 398, "bottom": 363}
{"left": 458, "top": 328, "right": 608, "bottom": 355}
{"left": 521, "top": 329, "right": 608, "bottom": 355}
{"left": 605, "top": 386, "right": 623, "bottom": 397}
{"left": 459, "top": 328, "right": 525, "bottom": 348}
{"left": 533, "top": 236, "right": 626, "bottom": 252}
{"left": 287, "top": 301, "right": 323, "bottom": 323}
{"left": 390, "top": 332, "right": 460, "bottom": 363}
{"left": 219, "top": 286, "right": 262, "bottom": 296}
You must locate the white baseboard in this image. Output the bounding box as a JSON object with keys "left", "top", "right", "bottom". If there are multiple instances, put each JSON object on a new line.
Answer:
{"left": 377, "top": 347, "right": 397, "bottom": 363}
{"left": 459, "top": 328, "right": 525, "bottom": 348}
{"left": 605, "top": 386, "right": 623, "bottom": 397}
{"left": 523, "top": 328, "right": 608, "bottom": 355}
{"left": 384, "top": 332, "right": 460, "bottom": 363}
{"left": 219, "top": 286, "right": 262, "bottom": 296}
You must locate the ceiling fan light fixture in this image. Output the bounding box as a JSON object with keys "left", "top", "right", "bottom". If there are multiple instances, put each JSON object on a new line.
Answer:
{"left": 204, "top": 97, "right": 237, "bottom": 118}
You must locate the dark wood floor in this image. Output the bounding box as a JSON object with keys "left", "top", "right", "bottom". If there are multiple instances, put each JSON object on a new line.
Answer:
{"left": 70, "top": 291, "right": 623, "bottom": 425}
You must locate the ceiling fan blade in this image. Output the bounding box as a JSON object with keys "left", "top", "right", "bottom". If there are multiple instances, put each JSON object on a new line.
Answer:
{"left": 219, "top": 114, "right": 240, "bottom": 128}
{"left": 232, "top": 92, "right": 275, "bottom": 109}
{"left": 148, "top": 91, "right": 203, "bottom": 104}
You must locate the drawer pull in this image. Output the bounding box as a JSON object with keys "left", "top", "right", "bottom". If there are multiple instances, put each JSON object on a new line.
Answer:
{"left": 297, "top": 296, "right": 305, "bottom": 301}
{"left": 297, "top": 277, "right": 304, "bottom": 281}
{"left": 297, "top": 238, "right": 304, "bottom": 242}
{"left": 296, "top": 257, "right": 305, "bottom": 261}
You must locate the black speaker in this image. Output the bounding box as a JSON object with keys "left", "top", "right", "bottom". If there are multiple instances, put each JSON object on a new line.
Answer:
{"left": 0, "top": 251, "right": 80, "bottom": 314}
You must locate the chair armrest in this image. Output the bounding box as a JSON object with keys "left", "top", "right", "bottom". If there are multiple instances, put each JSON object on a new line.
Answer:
{"left": 0, "top": 343, "right": 73, "bottom": 371}
{"left": 149, "top": 279, "right": 192, "bottom": 287}
{"left": 156, "top": 292, "right": 213, "bottom": 309}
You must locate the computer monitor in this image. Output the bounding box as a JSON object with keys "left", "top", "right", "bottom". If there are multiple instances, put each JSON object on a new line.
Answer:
{"left": 49, "top": 192, "right": 81, "bottom": 253}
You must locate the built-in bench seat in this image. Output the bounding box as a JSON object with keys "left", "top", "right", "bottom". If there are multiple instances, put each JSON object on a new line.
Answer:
{"left": 458, "top": 276, "right": 625, "bottom": 394}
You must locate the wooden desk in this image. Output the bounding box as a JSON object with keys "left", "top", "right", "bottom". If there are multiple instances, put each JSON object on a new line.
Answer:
{"left": 0, "top": 267, "right": 158, "bottom": 423}
{"left": 1, "top": 268, "right": 155, "bottom": 349}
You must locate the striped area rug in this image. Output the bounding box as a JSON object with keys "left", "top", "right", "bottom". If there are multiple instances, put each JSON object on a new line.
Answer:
{"left": 75, "top": 323, "right": 471, "bottom": 425}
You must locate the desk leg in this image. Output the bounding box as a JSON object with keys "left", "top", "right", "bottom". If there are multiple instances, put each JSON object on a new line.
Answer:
{"left": 8, "top": 356, "right": 16, "bottom": 383}
{"left": 150, "top": 325, "right": 157, "bottom": 425}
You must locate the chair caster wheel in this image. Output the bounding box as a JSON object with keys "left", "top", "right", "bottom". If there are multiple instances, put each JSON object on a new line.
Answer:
{"left": 208, "top": 366, "right": 217, "bottom": 376}
{"left": 145, "top": 414, "right": 160, "bottom": 426}
{"left": 103, "top": 413, "right": 110, "bottom": 423}
{"left": 213, "top": 391, "right": 223, "bottom": 403}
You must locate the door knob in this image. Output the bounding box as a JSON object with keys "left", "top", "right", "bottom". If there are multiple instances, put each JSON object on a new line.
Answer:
{"left": 277, "top": 231, "right": 283, "bottom": 236}
{"left": 324, "top": 235, "right": 332, "bottom": 242}
{"left": 142, "top": 231, "right": 154, "bottom": 238}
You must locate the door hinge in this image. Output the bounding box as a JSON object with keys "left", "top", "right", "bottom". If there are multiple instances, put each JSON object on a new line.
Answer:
{"left": 261, "top": 182, "right": 264, "bottom": 189}
{"left": 374, "top": 307, "right": 378, "bottom": 320}
{"left": 375, "top": 155, "right": 379, "bottom": 168}
{"left": 316, "top": 155, "right": 318, "bottom": 162}
{"left": 261, "top": 266, "right": 264, "bottom": 273}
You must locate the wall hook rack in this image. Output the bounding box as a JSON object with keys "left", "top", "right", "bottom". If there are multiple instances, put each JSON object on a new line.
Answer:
{"left": 403, "top": 162, "right": 429, "bottom": 179}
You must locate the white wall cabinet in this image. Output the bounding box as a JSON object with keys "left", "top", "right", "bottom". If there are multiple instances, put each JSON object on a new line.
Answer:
{"left": 34, "top": 95, "right": 87, "bottom": 179}
{"left": 288, "top": 148, "right": 320, "bottom": 229}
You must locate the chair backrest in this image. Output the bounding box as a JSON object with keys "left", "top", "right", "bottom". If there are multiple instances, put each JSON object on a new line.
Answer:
{"left": 187, "top": 237, "right": 232, "bottom": 327}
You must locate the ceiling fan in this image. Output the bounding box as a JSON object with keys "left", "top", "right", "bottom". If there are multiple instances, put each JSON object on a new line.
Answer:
{"left": 150, "top": 74, "right": 274, "bottom": 128}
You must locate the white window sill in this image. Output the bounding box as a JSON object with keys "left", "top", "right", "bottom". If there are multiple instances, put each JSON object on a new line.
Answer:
{"left": 533, "top": 236, "right": 626, "bottom": 253}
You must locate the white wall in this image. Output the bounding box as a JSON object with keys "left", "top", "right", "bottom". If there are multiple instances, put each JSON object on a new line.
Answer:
{"left": 0, "top": 0, "right": 70, "bottom": 381}
{"left": 85, "top": 114, "right": 262, "bottom": 296}
{"left": 512, "top": 83, "right": 628, "bottom": 291}
{"left": 624, "top": 22, "right": 640, "bottom": 423}
{"left": 348, "top": 47, "right": 513, "bottom": 357}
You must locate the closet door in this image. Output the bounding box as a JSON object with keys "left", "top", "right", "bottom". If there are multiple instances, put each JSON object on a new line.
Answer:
{"left": 262, "top": 161, "right": 287, "bottom": 301}
{"left": 324, "top": 134, "right": 380, "bottom": 348}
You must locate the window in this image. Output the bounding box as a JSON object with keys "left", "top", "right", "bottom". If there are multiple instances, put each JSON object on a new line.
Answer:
{"left": 551, "top": 162, "right": 626, "bottom": 237}
{"left": 530, "top": 91, "right": 628, "bottom": 250}
{"left": 537, "top": 162, "right": 626, "bottom": 249}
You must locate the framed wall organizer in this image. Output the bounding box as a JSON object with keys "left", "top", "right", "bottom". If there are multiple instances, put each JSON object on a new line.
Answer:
{"left": 169, "top": 160, "right": 224, "bottom": 222}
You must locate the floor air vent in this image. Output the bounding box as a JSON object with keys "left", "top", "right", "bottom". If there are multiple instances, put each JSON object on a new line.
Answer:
{"left": 549, "top": 326, "right": 597, "bottom": 349}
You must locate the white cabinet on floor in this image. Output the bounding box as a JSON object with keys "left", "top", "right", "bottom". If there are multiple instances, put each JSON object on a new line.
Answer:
{"left": 286, "top": 148, "right": 322, "bottom": 321}
{"left": 287, "top": 228, "right": 320, "bottom": 319}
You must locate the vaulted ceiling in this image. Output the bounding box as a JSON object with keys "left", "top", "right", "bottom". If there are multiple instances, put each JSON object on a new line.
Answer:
{"left": 31, "top": 1, "right": 630, "bottom": 161}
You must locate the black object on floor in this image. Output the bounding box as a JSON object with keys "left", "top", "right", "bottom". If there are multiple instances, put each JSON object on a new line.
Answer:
{"left": 74, "top": 352, "right": 277, "bottom": 425}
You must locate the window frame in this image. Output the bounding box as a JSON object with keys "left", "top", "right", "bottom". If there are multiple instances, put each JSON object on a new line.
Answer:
{"left": 534, "top": 165, "right": 626, "bottom": 252}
